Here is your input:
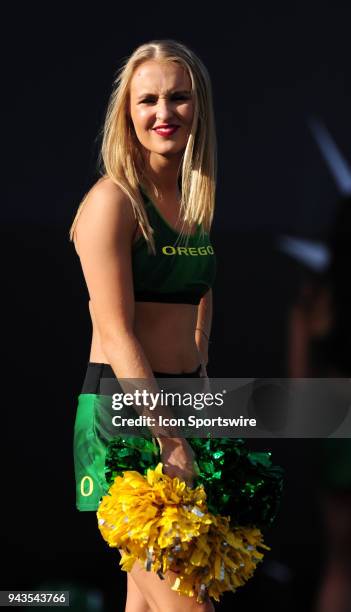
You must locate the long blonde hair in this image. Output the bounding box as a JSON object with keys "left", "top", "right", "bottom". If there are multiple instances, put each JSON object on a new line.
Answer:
{"left": 69, "top": 39, "right": 217, "bottom": 252}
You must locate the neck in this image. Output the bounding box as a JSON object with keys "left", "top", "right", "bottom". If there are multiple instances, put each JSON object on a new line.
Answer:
{"left": 143, "top": 150, "right": 182, "bottom": 200}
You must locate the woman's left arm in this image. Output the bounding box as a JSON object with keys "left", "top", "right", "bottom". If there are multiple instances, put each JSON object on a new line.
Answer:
{"left": 195, "top": 288, "right": 212, "bottom": 375}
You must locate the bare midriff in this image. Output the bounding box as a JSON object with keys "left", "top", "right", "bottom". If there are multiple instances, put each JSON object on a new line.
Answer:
{"left": 88, "top": 299, "right": 201, "bottom": 374}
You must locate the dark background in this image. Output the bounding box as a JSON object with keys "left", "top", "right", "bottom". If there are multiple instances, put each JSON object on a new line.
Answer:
{"left": 3, "top": 3, "right": 351, "bottom": 610}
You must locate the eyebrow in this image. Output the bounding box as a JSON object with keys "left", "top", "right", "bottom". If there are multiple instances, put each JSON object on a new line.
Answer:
{"left": 136, "top": 90, "right": 192, "bottom": 100}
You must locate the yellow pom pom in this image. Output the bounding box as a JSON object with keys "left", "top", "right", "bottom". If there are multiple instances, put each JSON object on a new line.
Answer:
{"left": 169, "top": 514, "right": 270, "bottom": 601}
{"left": 97, "top": 463, "right": 269, "bottom": 603}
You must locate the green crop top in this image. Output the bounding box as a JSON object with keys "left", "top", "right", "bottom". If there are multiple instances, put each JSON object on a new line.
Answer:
{"left": 132, "top": 189, "right": 216, "bottom": 305}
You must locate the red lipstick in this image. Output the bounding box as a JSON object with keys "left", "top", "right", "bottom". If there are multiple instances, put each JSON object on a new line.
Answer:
{"left": 153, "top": 124, "right": 179, "bottom": 137}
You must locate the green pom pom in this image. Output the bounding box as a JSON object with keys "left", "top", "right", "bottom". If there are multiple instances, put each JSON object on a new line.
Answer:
{"left": 104, "top": 435, "right": 284, "bottom": 528}
{"left": 188, "top": 437, "right": 284, "bottom": 527}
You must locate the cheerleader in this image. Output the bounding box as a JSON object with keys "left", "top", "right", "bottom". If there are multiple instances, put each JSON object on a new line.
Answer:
{"left": 70, "top": 39, "right": 282, "bottom": 611}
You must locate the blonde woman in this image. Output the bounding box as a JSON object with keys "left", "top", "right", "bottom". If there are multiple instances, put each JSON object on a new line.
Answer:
{"left": 70, "top": 40, "right": 217, "bottom": 611}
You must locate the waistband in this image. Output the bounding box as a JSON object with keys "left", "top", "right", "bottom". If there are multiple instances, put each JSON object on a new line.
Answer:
{"left": 87, "top": 362, "right": 202, "bottom": 378}
{"left": 81, "top": 362, "right": 202, "bottom": 395}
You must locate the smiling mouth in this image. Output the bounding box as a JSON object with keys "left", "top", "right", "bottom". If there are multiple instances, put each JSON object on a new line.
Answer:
{"left": 153, "top": 126, "right": 180, "bottom": 136}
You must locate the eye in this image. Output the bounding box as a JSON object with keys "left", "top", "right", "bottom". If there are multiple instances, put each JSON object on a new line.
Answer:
{"left": 141, "top": 99, "right": 155, "bottom": 104}
{"left": 171, "top": 94, "right": 190, "bottom": 101}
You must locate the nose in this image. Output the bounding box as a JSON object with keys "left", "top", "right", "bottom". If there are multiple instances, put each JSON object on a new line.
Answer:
{"left": 155, "top": 97, "right": 174, "bottom": 122}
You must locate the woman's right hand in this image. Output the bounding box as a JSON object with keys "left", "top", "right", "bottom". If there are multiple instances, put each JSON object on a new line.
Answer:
{"left": 159, "top": 437, "right": 198, "bottom": 487}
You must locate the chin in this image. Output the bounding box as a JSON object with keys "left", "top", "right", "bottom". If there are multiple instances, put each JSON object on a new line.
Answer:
{"left": 148, "top": 142, "right": 185, "bottom": 156}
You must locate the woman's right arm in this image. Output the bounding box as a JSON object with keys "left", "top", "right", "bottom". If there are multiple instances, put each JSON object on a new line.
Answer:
{"left": 74, "top": 179, "right": 196, "bottom": 484}
{"left": 74, "top": 179, "right": 155, "bottom": 379}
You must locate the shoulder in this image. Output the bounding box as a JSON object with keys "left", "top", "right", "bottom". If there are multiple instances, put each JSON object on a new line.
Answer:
{"left": 74, "top": 177, "right": 136, "bottom": 255}
{"left": 80, "top": 177, "right": 134, "bottom": 223}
